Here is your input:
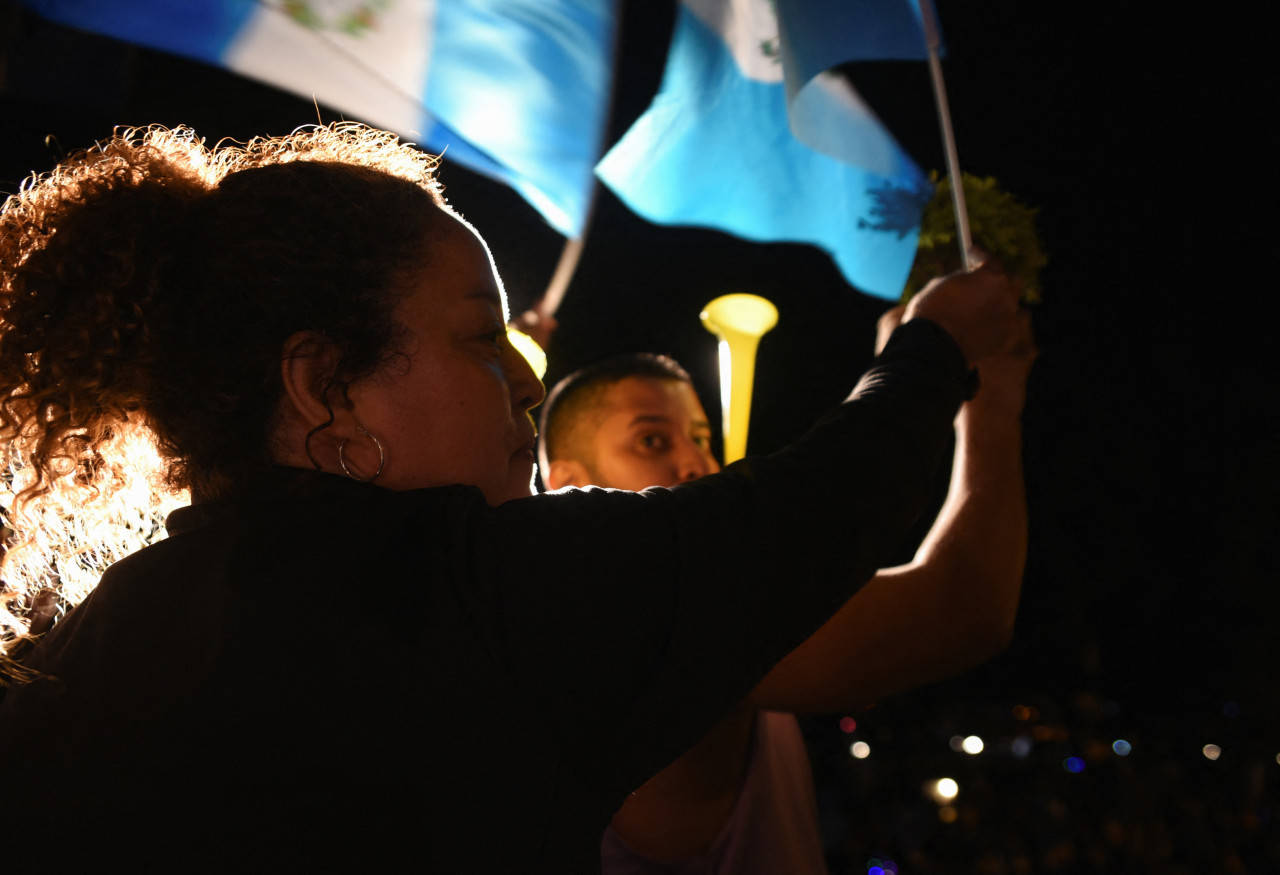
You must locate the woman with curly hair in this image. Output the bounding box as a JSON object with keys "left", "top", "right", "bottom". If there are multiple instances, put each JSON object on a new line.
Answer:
{"left": 0, "top": 123, "right": 1019, "bottom": 871}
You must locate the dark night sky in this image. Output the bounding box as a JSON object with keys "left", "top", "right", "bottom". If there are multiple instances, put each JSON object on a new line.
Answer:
{"left": 1, "top": 1, "right": 1274, "bottom": 727}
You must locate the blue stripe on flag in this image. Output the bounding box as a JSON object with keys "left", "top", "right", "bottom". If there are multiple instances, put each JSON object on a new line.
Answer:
{"left": 21, "top": 0, "right": 254, "bottom": 65}
{"left": 425, "top": 0, "right": 615, "bottom": 237}
{"left": 778, "top": 0, "right": 930, "bottom": 85}
{"left": 20, "top": 0, "right": 615, "bottom": 240}
{"left": 596, "top": 2, "right": 931, "bottom": 300}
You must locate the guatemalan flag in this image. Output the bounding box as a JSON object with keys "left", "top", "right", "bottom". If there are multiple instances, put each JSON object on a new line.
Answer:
{"left": 19, "top": 0, "right": 616, "bottom": 238}
{"left": 596, "top": 0, "right": 935, "bottom": 300}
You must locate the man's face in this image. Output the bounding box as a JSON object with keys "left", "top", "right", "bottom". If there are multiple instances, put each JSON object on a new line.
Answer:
{"left": 571, "top": 376, "right": 720, "bottom": 491}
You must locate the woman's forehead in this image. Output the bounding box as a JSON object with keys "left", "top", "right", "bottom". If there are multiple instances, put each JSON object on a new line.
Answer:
{"left": 402, "top": 212, "right": 508, "bottom": 315}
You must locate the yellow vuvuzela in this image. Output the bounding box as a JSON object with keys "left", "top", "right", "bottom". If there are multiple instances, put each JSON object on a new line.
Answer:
{"left": 700, "top": 294, "right": 778, "bottom": 464}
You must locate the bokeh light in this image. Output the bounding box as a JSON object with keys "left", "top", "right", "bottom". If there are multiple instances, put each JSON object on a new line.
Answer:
{"left": 839, "top": 716, "right": 857, "bottom": 733}
{"left": 1011, "top": 735, "right": 1033, "bottom": 758}
{"left": 938, "top": 805, "right": 958, "bottom": 824}
{"left": 851, "top": 741, "right": 871, "bottom": 759}
{"left": 962, "top": 735, "right": 984, "bottom": 755}
{"left": 1064, "top": 756, "right": 1085, "bottom": 773}
{"left": 1203, "top": 744, "right": 1222, "bottom": 761}
{"left": 929, "top": 778, "right": 959, "bottom": 802}
{"left": 1112, "top": 739, "right": 1132, "bottom": 756}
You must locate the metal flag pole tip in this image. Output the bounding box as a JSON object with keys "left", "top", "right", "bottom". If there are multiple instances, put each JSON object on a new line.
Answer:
{"left": 918, "top": 0, "right": 978, "bottom": 272}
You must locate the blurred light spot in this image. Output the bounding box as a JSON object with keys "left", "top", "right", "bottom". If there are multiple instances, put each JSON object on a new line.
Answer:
{"left": 938, "top": 804, "right": 958, "bottom": 823}
{"left": 507, "top": 327, "right": 547, "bottom": 379}
{"left": 885, "top": 863, "right": 898, "bottom": 874}
{"left": 1032, "top": 725, "right": 1054, "bottom": 741}
{"left": 931, "top": 778, "right": 959, "bottom": 801}
{"left": 839, "top": 716, "right": 857, "bottom": 733}
{"left": 868, "top": 868, "right": 884, "bottom": 875}
{"left": 1012, "top": 704, "right": 1033, "bottom": 721}
{"left": 1064, "top": 756, "right": 1085, "bottom": 773}
{"left": 1223, "top": 701, "right": 1241, "bottom": 718}
{"left": 1112, "top": 739, "right": 1132, "bottom": 756}
{"left": 850, "top": 741, "right": 871, "bottom": 759}
{"left": 948, "top": 735, "right": 964, "bottom": 752}
{"left": 1203, "top": 744, "right": 1222, "bottom": 761}
{"left": 962, "top": 735, "right": 985, "bottom": 755}
{"left": 1011, "top": 735, "right": 1033, "bottom": 758}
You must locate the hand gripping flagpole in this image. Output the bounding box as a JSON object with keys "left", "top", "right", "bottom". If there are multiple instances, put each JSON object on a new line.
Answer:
{"left": 919, "top": 0, "right": 978, "bottom": 272}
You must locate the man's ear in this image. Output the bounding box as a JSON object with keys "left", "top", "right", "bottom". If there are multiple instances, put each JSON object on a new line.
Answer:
{"left": 545, "top": 458, "right": 592, "bottom": 490}
{"left": 280, "top": 331, "right": 349, "bottom": 428}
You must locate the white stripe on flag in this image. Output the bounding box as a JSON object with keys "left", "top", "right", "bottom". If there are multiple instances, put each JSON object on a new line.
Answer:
{"left": 684, "top": 0, "right": 782, "bottom": 83}
{"left": 225, "top": 0, "right": 436, "bottom": 138}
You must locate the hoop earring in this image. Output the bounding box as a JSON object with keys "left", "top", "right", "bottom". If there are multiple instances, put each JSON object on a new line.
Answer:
{"left": 337, "top": 427, "right": 385, "bottom": 482}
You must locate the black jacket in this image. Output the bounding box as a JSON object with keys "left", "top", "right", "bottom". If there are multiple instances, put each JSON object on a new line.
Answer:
{"left": 0, "top": 320, "right": 969, "bottom": 873}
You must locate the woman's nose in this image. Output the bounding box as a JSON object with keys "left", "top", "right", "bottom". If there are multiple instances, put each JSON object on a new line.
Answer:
{"left": 506, "top": 341, "right": 546, "bottom": 412}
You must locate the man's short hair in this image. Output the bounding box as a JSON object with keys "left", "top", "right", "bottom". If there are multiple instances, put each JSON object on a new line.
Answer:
{"left": 538, "top": 353, "right": 693, "bottom": 473}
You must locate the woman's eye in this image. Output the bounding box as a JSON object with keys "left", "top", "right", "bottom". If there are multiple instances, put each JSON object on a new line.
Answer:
{"left": 638, "top": 434, "right": 667, "bottom": 452}
{"left": 479, "top": 327, "right": 506, "bottom": 352}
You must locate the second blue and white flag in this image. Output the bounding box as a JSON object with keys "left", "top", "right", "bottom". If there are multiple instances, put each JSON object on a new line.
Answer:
{"left": 596, "top": 0, "right": 933, "bottom": 300}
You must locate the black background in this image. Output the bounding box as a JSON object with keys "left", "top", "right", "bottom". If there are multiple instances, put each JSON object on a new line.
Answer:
{"left": 3, "top": 1, "right": 1275, "bottom": 867}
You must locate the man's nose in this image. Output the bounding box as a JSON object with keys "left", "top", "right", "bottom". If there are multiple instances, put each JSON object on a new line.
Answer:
{"left": 676, "top": 442, "right": 716, "bottom": 482}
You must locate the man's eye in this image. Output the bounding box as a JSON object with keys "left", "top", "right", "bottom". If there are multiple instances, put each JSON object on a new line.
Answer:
{"left": 694, "top": 434, "right": 712, "bottom": 450}
{"left": 638, "top": 434, "right": 667, "bottom": 451}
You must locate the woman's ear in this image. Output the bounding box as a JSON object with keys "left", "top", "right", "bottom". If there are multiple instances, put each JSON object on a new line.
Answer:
{"left": 280, "top": 331, "right": 349, "bottom": 428}
{"left": 274, "top": 331, "right": 357, "bottom": 474}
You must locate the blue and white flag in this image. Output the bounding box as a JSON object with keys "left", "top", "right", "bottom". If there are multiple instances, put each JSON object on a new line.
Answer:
{"left": 596, "top": 0, "right": 933, "bottom": 299}
{"left": 21, "top": 0, "right": 615, "bottom": 237}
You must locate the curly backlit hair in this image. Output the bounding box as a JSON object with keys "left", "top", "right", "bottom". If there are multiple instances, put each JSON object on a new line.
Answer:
{"left": 0, "top": 123, "right": 449, "bottom": 678}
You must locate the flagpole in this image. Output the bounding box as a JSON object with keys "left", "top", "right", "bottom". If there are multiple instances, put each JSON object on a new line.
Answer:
{"left": 512, "top": 229, "right": 584, "bottom": 354}
{"left": 518, "top": 165, "right": 596, "bottom": 355}
{"left": 539, "top": 234, "right": 586, "bottom": 318}
{"left": 919, "top": 0, "right": 976, "bottom": 271}
{"left": 524, "top": 0, "right": 628, "bottom": 343}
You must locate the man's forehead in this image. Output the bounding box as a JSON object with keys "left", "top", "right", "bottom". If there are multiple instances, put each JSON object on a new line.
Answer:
{"left": 598, "top": 376, "right": 706, "bottom": 421}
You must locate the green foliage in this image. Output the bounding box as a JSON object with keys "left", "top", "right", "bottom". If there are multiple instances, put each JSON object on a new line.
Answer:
{"left": 903, "top": 172, "right": 1047, "bottom": 303}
